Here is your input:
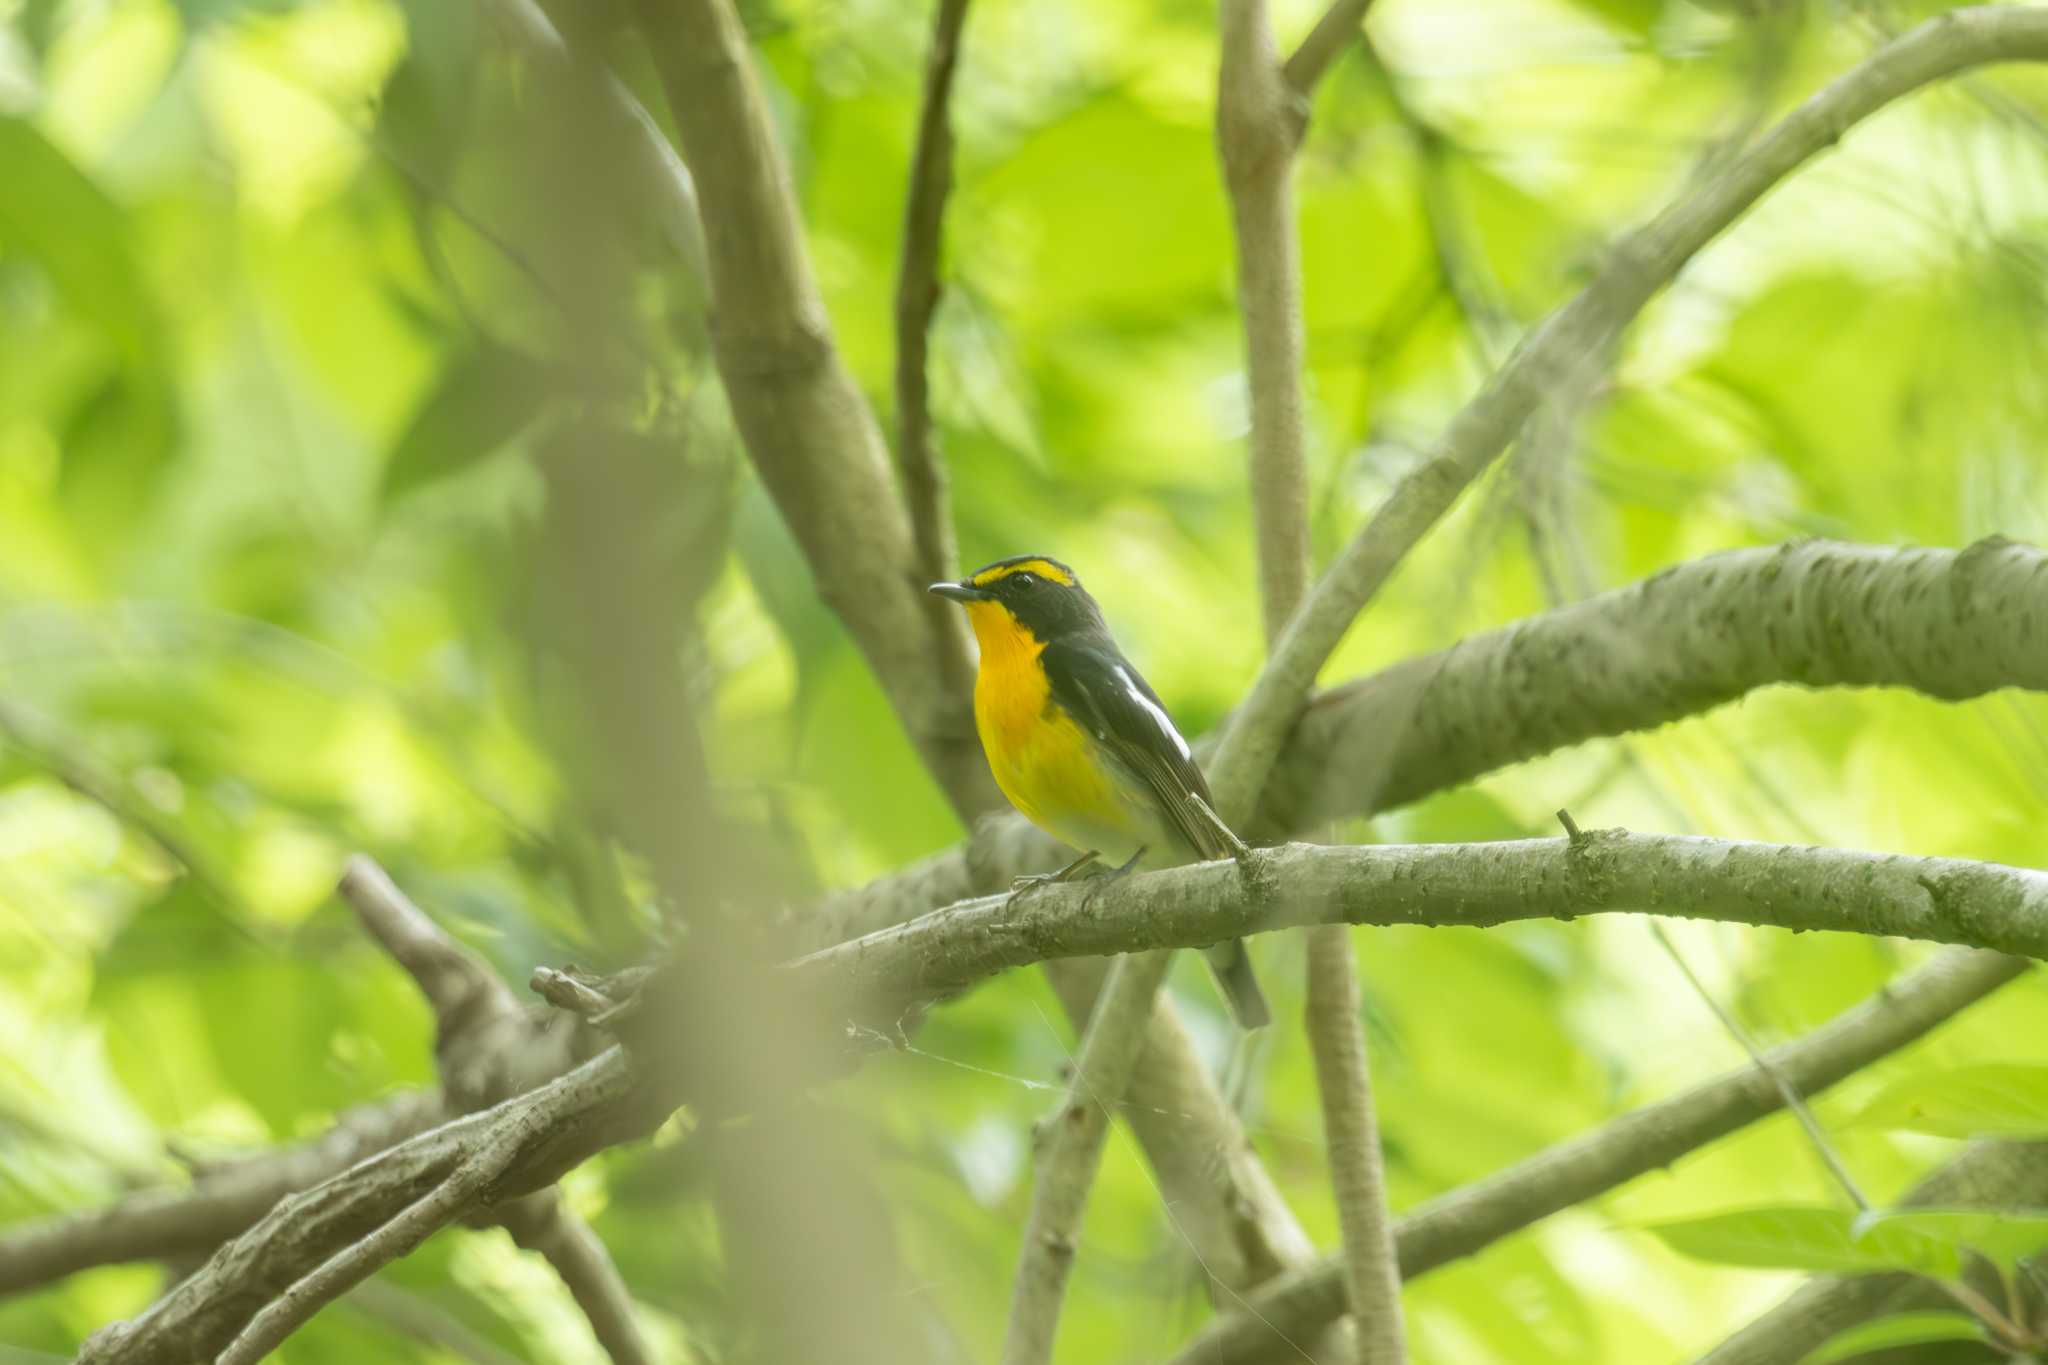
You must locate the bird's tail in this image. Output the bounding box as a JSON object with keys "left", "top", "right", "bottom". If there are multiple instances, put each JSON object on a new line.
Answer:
{"left": 1203, "top": 939, "right": 1270, "bottom": 1030}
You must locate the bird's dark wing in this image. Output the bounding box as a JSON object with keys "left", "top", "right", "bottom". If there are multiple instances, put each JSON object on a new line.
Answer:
{"left": 1041, "top": 636, "right": 1237, "bottom": 860}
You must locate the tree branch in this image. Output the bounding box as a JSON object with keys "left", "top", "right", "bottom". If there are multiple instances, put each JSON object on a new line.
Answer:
{"left": 1281, "top": 0, "right": 1375, "bottom": 99}
{"left": 1003, "top": 949, "right": 1176, "bottom": 1365}
{"left": 1040, "top": 959, "right": 1319, "bottom": 1291}
{"left": 803, "top": 833, "right": 2048, "bottom": 1008}
{"left": 1203, "top": 6, "right": 2048, "bottom": 828}
{"left": 1302, "top": 922, "right": 1402, "bottom": 1360}
{"left": 1167, "top": 946, "right": 2033, "bottom": 1365}
{"left": 809, "top": 536, "right": 2048, "bottom": 950}
{"left": 894, "top": 0, "right": 972, "bottom": 590}
{"left": 1219, "top": 0, "right": 1400, "bottom": 1353}
{"left": 497, "top": 1192, "right": 654, "bottom": 1365}
{"left": 0, "top": 1089, "right": 448, "bottom": 1298}
{"left": 1220, "top": 0, "right": 1313, "bottom": 643}
{"left": 75, "top": 1049, "right": 661, "bottom": 1365}
{"left": 632, "top": 0, "right": 995, "bottom": 821}
{"left": 60, "top": 842, "right": 2040, "bottom": 1362}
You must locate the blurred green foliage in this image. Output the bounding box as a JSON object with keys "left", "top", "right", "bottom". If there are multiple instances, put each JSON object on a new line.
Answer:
{"left": 4, "top": 0, "right": 2048, "bottom": 1359}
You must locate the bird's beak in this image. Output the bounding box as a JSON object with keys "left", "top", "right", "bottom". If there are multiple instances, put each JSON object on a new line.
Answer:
{"left": 928, "top": 581, "right": 988, "bottom": 603}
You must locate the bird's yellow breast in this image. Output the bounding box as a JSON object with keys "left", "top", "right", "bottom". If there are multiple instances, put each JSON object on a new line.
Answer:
{"left": 964, "top": 601, "right": 1136, "bottom": 853}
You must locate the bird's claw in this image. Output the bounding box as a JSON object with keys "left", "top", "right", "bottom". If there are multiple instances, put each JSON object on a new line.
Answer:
{"left": 1005, "top": 850, "right": 1101, "bottom": 907}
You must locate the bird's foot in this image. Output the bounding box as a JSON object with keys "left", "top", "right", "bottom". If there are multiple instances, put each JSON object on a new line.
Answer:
{"left": 1006, "top": 850, "right": 1100, "bottom": 907}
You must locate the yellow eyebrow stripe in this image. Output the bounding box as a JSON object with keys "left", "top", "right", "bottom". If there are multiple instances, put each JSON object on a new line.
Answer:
{"left": 970, "top": 558, "right": 1074, "bottom": 588}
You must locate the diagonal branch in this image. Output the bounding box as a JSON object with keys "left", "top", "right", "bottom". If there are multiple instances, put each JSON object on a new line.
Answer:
{"left": 1282, "top": 0, "right": 1376, "bottom": 100}
{"left": 1002, "top": 949, "right": 1176, "bottom": 1365}
{"left": 1203, "top": 5, "right": 2048, "bottom": 830}
{"left": 894, "top": 0, "right": 972, "bottom": 591}
{"left": 337, "top": 860, "right": 649, "bottom": 1365}
{"left": 1167, "top": 946, "right": 2033, "bottom": 1365}
{"left": 74, "top": 1049, "right": 659, "bottom": 1365}
{"left": 632, "top": 0, "right": 994, "bottom": 822}
{"left": 496, "top": 1191, "right": 655, "bottom": 1365}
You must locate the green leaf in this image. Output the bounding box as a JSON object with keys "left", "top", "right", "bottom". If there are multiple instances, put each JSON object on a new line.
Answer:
{"left": 1849, "top": 1064, "right": 2048, "bottom": 1138}
{"left": 1801, "top": 1311, "right": 1987, "bottom": 1364}
{"left": 0, "top": 116, "right": 161, "bottom": 367}
{"left": 1642, "top": 1206, "right": 1963, "bottom": 1279}
{"left": 1855, "top": 1208, "right": 2048, "bottom": 1268}
{"left": 380, "top": 343, "right": 548, "bottom": 502}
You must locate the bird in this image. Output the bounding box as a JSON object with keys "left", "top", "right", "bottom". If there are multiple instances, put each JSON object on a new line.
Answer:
{"left": 929, "top": 554, "right": 1270, "bottom": 1030}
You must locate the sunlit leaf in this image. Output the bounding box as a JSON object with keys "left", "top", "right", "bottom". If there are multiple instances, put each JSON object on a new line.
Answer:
{"left": 1801, "top": 1311, "right": 1987, "bottom": 1364}
{"left": 1849, "top": 1064, "right": 2048, "bottom": 1139}
{"left": 1642, "top": 1206, "right": 1962, "bottom": 1280}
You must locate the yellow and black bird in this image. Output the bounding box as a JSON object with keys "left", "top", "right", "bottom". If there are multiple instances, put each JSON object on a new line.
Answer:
{"left": 930, "top": 555, "right": 1270, "bottom": 1029}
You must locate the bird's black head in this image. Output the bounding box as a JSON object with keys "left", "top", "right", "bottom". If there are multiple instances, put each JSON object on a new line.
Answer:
{"left": 928, "top": 555, "right": 1107, "bottom": 643}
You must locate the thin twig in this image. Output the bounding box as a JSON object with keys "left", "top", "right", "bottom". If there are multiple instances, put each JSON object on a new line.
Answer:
{"left": 500, "top": 1191, "right": 654, "bottom": 1365}
{"left": 1281, "top": 0, "right": 1375, "bottom": 102}
{"left": 0, "top": 699, "right": 243, "bottom": 917}
{"left": 1649, "top": 922, "right": 1872, "bottom": 1211}
{"left": 893, "top": 0, "right": 972, "bottom": 589}
{"left": 339, "top": 855, "right": 521, "bottom": 1023}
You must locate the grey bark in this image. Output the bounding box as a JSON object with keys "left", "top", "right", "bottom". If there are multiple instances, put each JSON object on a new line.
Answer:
{"left": 805, "top": 832, "right": 2048, "bottom": 1007}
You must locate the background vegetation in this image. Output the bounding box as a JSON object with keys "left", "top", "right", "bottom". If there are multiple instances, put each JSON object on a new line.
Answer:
{"left": 5, "top": 0, "right": 2048, "bottom": 1360}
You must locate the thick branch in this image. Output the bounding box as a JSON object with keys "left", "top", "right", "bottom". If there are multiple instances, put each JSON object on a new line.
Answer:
{"left": 811, "top": 537, "right": 2048, "bottom": 948}
{"left": 75, "top": 1050, "right": 662, "bottom": 1365}
{"left": 1270, "top": 537, "right": 2048, "bottom": 832}
{"left": 1204, "top": 7, "right": 2048, "bottom": 827}
{"left": 1002, "top": 950, "right": 1175, "bottom": 1365}
{"left": 1168, "top": 946, "right": 2032, "bottom": 1365}
{"left": 805, "top": 833, "right": 2048, "bottom": 1006}
{"left": 893, "top": 0, "right": 971, "bottom": 590}
{"left": 633, "top": 0, "right": 995, "bottom": 821}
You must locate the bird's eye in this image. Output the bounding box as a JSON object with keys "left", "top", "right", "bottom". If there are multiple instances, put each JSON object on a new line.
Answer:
{"left": 1011, "top": 572, "right": 1038, "bottom": 590}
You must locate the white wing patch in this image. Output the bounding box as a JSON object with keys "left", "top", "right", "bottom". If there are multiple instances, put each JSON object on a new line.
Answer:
{"left": 1111, "top": 665, "right": 1191, "bottom": 760}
